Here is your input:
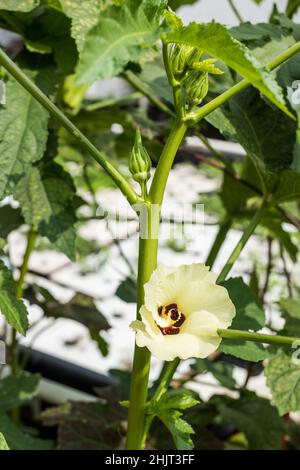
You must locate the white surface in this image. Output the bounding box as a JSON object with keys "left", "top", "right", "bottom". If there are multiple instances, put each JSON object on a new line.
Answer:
{"left": 178, "top": 0, "right": 300, "bottom": 26}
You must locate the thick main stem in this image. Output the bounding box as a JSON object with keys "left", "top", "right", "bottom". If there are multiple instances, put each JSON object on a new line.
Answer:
{"left": 126, "top": 119, "right": 187, "bottom": 449}
{"left": 149, "top": 120, "right": 187, "bottom": 205}
{"left": 125, "top": 206, "right": 159, "bottom": 449}
{"left": 0, "top": 49, "right": 139, "bottom": 206}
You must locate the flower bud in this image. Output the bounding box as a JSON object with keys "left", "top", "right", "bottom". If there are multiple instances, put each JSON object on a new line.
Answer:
{"left": 129, "top": 129, "right": 151, "bottom": 184}
{"left": 169, "top": 45, "right": 202, "bottom": 81}
{"left": 186, "top": 72, "right": 209, "bottom": 106}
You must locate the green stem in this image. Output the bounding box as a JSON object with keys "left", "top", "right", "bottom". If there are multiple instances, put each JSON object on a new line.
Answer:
{"left": 125, "top": 206, "right": 159, "bottom": 450}
{"left": 205, "top": 217, "right": 232, "bottom": 268}
{"left": 85, "top": 91, "right": 142, "bottom": 112}
{"left": 162, "top": 43, "right": 184, "bottom": 118}
{"left": 126, "top": 119, "right": 188, "bottom": 449}
{"left": 149, "top": 120, "right": 187, "bottom": 205}
{"left": 218, "top": 328, "right": 300, "bottom": 347}
{"left": 228, "top": 0, "right": 243, "bottom": 23}
{"left": 124, "top": 71, "right": 173, "bottom": 116}
{"left": 217, "top": 199, "right": 268, "bottom": 284}
{"left": 186, "top": 41, "right": 300, "bottom": 124}
{"left": 141, "top": 358, "right": 180, "bottom": 448}
{"left": 11, "top": 226, "right": 38, "bottom": 376}
{"left": 286, "top": 0, "right": 300, "bottom": 18}
{"left": 0, "top": 48, "right": 140, "bottom": 207}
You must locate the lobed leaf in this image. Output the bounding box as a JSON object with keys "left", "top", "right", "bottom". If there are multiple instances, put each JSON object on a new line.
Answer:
{"left": 76, "top": 0, "right": 168, "bottom": 84}
{"left": 15, "top": 161, "right": 77, "bottom": 261}
{"left": 219, "top": 277, "right": 268, "bottom": 361}
{"left": 265, "top": 350, "right": 300, "bottom": 415}
{"left": 59, "top": 0, "right": 103, "bottom": 51}
{"left": 0, "top": 261, "right": 29, "bottom": 335}
{"left": 0, "top": 75, "right": 49, "bottom": 198}
{"left": 0, "top": 372, "right": 39, "bottom": 411}
{"left": 0, "top": 0, "right": 39, "bottom": 11}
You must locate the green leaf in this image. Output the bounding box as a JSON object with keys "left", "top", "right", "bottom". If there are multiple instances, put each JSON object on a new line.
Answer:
{"left": 115, "top": 276, "right": 137, "bottom": 303}
{"left": 59, "top": 0, "right": 103, "bottom": 51}
{"left": 15, "top": 161, "right": 77, "bottom": 261}
{"left": 131, "top": 56, "right": 173, "bottom": 104}
{"left": 42, "top": 401, "right": 124, "bottom": 449}
{"left": 168, "top": 0, "right": 198, "bottom": 10}
{"left": 265, "top": 350, "right": 300, "bottom": 415}
{"left": 224, "top": 88, "right": 297, "bottom": 179}
{"left": 0, "top": 261, "right": 29, "bottom": 335}
{"left": 222, "top": 277, "right": 265, "bottom": 330}
{"left": 279, "top": 298, "right": 300, "bottom": 319}
{"left": 276, "top": 42, "right": 300, "bottom": 89}
{"left": 220, "top": 341, "right": 268, "bottom": 362}
{"left": 0, "top": 0, "right": 39, "bottom": 11}
{"left": 41, "top": 292, "right": 110, "bottom": 331}
{"left": 220, "top": 157, "right": 259, "bottom": 215}
{"left": 0, "top": 205, "right": 23, "bottom": 239}
{"left": 0, "top": 432, "right": 9, "bottom": 450}
{"left": 218, "top": 392, "right": 284, "bottom": 449}
{"left": 219, "top": 277, "right": 268, "bottom": 362}
{"left": 252, "top": 35, "right": 296, "bottom": 64}
{"left": 0, "top": 74, "right": 49, "bottom": 198}
{"left": 0, "top": 413, "right": 53, "bottom": 450}
{"left": 279, "top": 298, "right": 300, "bottom": 338}
{"left": 205, "top": 108, "right": 237, "bottom": 142}
{"left": 273, "top": 170, "right": 300, "bottom": 203}
{"left": 158, "top": 409, "right": 195, "bottom": 450}
{"left": 230, "top": 22, "right": 290, "bottom": 45}
{"left": 152, "top": 390, "right": 199, "bottom": 412}
{"left": 194, "top": 359, "right": 236, "bottom": 389}
{"left": 260, "top": 216, "right": 298, "bottom": 262}
{"left": 166, "top": 21, "right": 291, "bottom": 116}
{"left": 89, "top": 326, "right": 109, "bottom": 357}
{"left": 0, "top": 372, "right": 39, "bottom": 411}
{"left": 76, "top": 0, "right": 167, "bottom": 84}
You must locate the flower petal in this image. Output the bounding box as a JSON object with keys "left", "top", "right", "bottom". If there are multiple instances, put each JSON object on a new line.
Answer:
{"left": 140, "top": 306, "right": 162, "bottom": 337}
{"left": 178, "top": 282, "right": 235, "bottom": 327}
{"left": 144, "top": 263, "right": 216, "bottom": 322}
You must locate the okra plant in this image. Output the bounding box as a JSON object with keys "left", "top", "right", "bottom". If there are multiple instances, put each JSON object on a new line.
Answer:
{"left": 0, "top": 0, "right": 300, "bottom": 451}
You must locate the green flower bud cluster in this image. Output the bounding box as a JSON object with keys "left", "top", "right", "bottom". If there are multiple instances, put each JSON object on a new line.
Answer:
{"left": 169, "top": 44, "right": 202, "bottom": 81}
{"left": 169, "top": 43, "right": 223, "bottom": 107}
{"left": 185, "top": 72, "right": 209, "bottom": 107}
{"left": 129, "top": 129, "right": 151, "bottom": 197}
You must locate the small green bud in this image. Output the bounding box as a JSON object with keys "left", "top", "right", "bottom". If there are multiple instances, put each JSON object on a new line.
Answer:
{"left": 169, "top": 45, "right": 202, "bottom": 81}
{"left": 129, "top": 129, "right": 151, "bottom": 185}
{"left": 186, "top": 72, "right": 209, "bottom": 106}
{"left": 191, "top": 58, "right": 223, "bottom": 75}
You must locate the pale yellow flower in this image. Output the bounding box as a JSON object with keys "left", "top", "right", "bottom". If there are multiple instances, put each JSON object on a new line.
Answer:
{"left": 130, "top": 264, "right": 235, "bottom": 361}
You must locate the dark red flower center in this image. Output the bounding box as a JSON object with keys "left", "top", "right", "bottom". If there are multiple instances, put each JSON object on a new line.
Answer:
{"left": 156, "top": 303, "right": 186, "bottom": 335}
